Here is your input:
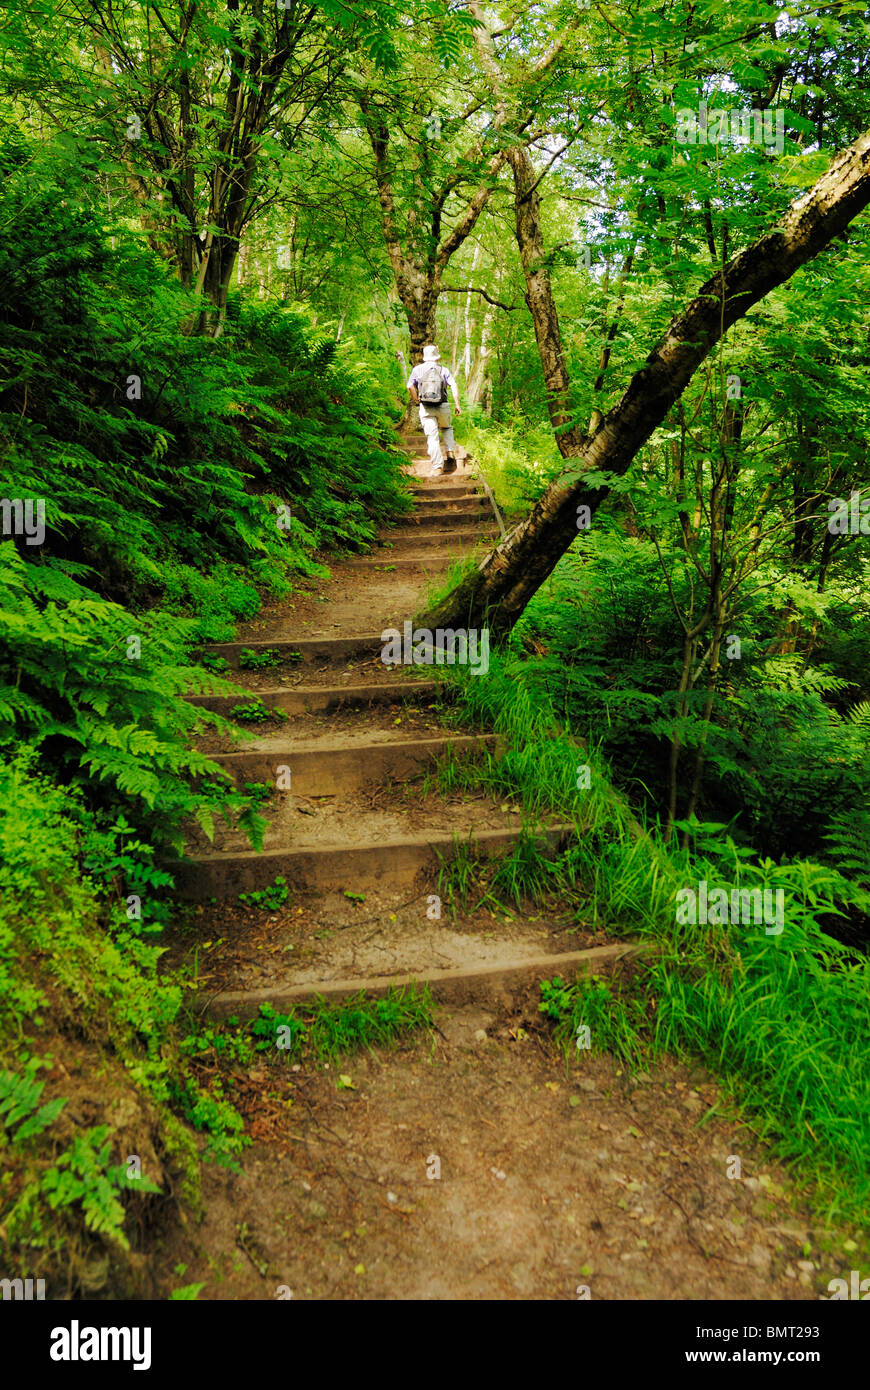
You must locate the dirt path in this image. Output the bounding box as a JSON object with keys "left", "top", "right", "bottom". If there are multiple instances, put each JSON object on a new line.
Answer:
{"left": 158, "top": 436, "right": 842, "bottom": 1300}
{"left": 161, "top": 1025, "right": 839, "bottom": 1301}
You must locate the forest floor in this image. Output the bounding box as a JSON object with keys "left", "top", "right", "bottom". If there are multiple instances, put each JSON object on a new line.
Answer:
{"left": 153, "top": 439, "right": 852, "bottom": 1301}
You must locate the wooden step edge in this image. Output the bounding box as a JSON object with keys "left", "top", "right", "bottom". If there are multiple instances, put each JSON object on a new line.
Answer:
{"left": 395, "top": 522, "right": 497, "bottom": 534}
{"left": 386, "top": 517, "right": 497, "bottom": 527}
{"left": 409, "top": 482, "right": 483, "bottom": 491}
{"left": 405, "top": 498, "right": 487, "bottom": 507}
{"left": 199, "top": 635, "right": 386, "bottom": 662}
{"left": 172, "top": 823, "right": 575, "bottom": 899}
{"left": 377, "top": 532, "right": 499, "bottom": 547}
{"left": 201, "top": 942, "right": 649, "bottom": 1020}
{"left": 204, "top": 731, "right": 500, "bottom": 766}
{"left": 405, "top": 505, "right": 489, "bottom": 514}
{"left": 343, "top": 557, "right": 459, "bottom": 570}
{"left": 409, "top": 486, "right": 483, "bottom": 495}
{"left": 347, "top": 547, "right": 493, "bottom": 565}
{"left": 186, "top": 679, "right": 445, "bottom": 714}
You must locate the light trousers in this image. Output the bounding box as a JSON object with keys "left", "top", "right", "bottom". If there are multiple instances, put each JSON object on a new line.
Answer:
{"left": 419, "top": 402, "right": 455, "bottom": 470}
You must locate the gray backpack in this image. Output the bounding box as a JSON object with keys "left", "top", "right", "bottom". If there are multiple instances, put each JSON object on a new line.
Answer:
{"left": 418, "top": 362, "right": 446, "bottom": 406}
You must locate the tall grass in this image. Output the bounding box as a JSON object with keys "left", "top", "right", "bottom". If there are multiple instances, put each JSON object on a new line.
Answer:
{"left": 437, "top": 649, "right": 870, "bottom": 1226}
{"left": 455, "top": 412, "right": 562, "bottom": 512}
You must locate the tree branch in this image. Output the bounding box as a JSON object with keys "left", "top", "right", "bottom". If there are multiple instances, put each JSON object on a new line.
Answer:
{"left": 441, "top": 285, "right": 517, "bottom": 311}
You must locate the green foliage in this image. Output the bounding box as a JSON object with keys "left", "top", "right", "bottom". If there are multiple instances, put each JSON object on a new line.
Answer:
{"left": 200, "top": 653, "right": 231, "bottom": 674}
{"left": 0, "top": 125, "right": 414, "bottom": 1283}
{"left": 0, "top": 546, "right": 257, "bottom": 882}
{"left": 165, "top": 1078, "right": 248, "bottom": 1167}
{"left": 429, "top": 818, "right": 563, "bottom": 919}
{"left": 238, "top": 877, "right": 291, "bottom": 912}
{"left": 238, "top": 647, "right": 283, "bottom": 670}
{"left": 457, "top": 414, "right": 562, "bottom": 512}
{"left": 538, "top": 977, "right": 576, "bottom": 1023}
{"left": 823, "top": 806, "right": 870, "bottom": 915}
{"left": 0, "top": 125, "right": 410, "bottom": 612}
{"left": 0, "top": 648, "right": 250, "bottom": 1274}
{"left": 242, "top": 781, "right": 275, "bottom": 810}
{"left": 490, "top": 829, "right": 557, "bottom": 906}
{"left": 249, "top": 988, "right": 433, "bottom": 1061}
{"left": 230, "top": 701, "right": 283, "bottom": 723}
{"left": 251, "top": 1009, "right": 307, "bottom": 1056}
{"left": 40, "top": 1128, "right": 161, "bottom": 1250}
{"left": 179, "top": 1024, "right": 255, "bottom": 1068}
{"left": 169, "top": 1282, "right": 207, "bottom": 1300}
{"left": 0, "top": 1061, "right": 66, "bottom": 1144}
{"left": 6, "top": 1120, "right": 161, "bottom": 1255}
{"left": 474, "top": 523, "right": 870, "bottom": 898}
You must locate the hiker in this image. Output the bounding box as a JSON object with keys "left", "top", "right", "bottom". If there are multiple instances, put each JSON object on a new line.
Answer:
{"left": 407, "top": 344, "right": 462, "bottom": 478}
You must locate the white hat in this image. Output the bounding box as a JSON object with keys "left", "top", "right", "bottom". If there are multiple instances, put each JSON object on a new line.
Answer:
{"left": 422, "top": 344, "right": 441, "bottom": 361}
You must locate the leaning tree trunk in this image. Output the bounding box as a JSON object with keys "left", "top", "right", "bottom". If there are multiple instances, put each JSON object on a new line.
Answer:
{"left": 420, "top": 129, "right": 870, "bottom": 637}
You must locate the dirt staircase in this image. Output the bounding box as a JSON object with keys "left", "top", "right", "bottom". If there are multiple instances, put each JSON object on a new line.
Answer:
{"left": 179, "top": 432, "right": 639, "bottom": 1018}
{"left": 153, "top": 434, "right": 839, "bottom": 1307}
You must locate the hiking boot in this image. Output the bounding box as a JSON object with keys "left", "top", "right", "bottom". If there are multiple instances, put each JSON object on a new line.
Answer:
{"left": 429, "top": 466, "right": 444, "bottom": 478}
{"left": 443, "top": 454, "right": 457, "bottom": 474}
